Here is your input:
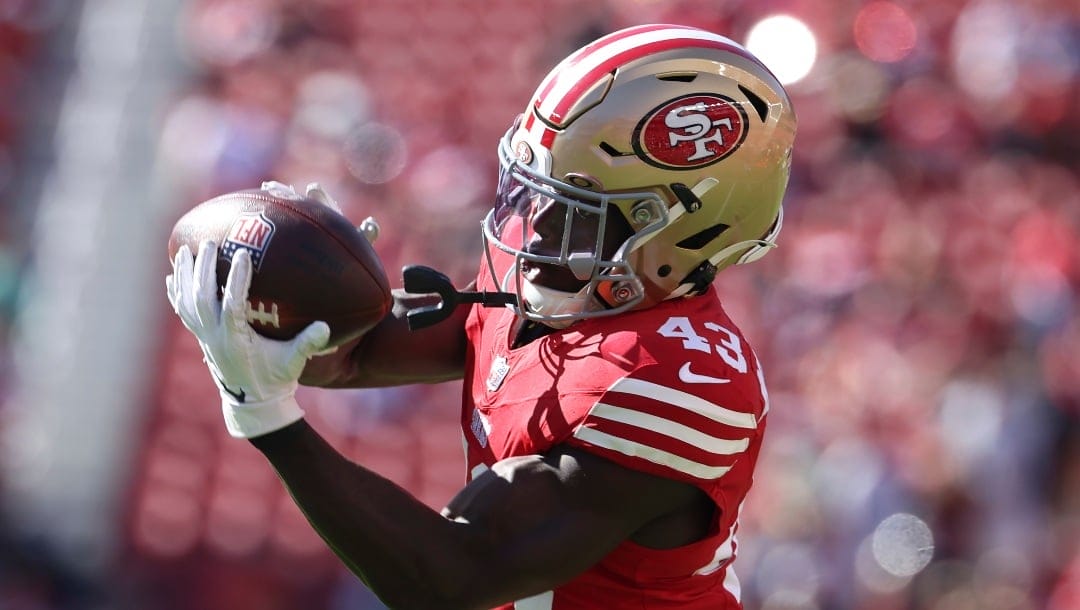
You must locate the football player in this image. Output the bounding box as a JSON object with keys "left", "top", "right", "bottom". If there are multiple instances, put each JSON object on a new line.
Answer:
{"left": 167, "top": 24, "right": 796, "bottom": 610}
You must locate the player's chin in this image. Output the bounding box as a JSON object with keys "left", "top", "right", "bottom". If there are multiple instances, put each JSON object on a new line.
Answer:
{"left": 521, "top": 260, "right": 586, "bottom": 293}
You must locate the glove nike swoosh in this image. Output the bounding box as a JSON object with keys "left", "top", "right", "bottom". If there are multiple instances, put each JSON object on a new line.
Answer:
{"left": 214, "top": 371, "right": 247, "bottom": 402}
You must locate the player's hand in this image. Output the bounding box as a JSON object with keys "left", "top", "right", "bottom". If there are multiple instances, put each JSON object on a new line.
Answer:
{"left": 301, "top": 182, "right": 381, "bottom": 244}
{"left": 263, "top": 180, "right": 380, "bottom": 244}
{"left": 165, "top": 240, "right": 332, "bottom": 438}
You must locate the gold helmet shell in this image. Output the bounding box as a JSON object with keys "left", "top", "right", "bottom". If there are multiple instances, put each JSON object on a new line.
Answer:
{"left": 484, "top": 24, "right": 797, "bottom": 324}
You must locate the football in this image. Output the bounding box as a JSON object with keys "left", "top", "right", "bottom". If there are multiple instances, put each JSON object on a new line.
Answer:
{"left": 167, "top": 185, "right": 391, "bottom": 348}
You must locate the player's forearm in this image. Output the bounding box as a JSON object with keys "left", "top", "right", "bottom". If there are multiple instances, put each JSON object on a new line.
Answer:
{"left": 250, "top": 421, "right": 487, "bottom": 609}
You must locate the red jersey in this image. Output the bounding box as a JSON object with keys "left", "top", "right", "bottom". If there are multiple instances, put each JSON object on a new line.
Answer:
{"left": 461, "top": 255, "right": 769, "bottom": 610}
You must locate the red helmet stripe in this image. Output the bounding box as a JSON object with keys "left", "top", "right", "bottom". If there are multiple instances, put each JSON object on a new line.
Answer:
{"left": 540, "top": 127, "right": 556, "bottom": 149}
{"left": 521, "top": 111, "right": 558, "bottom": 150}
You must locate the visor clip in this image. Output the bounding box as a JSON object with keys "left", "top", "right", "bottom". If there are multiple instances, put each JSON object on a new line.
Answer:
{"left": 631, "top": 203, "right": 655, "bottom": 225}
{"left": 611, "top": 282, "right": 636, "bottom": 303}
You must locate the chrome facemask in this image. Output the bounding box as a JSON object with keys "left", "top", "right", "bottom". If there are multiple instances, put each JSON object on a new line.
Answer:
{"left": 481, "top": 129, "right": 666, "bottom": 326}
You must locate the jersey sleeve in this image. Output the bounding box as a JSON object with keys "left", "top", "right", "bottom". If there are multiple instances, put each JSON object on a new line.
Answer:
{"left": 565, "top": 362, "right": 764, "bottom": 485}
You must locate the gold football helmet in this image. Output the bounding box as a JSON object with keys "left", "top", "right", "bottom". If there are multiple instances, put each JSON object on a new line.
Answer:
{"left": 482, "top": 24, "right": 797, "bottom": 326}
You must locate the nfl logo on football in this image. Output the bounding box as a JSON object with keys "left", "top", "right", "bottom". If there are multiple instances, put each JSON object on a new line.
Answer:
{"left": 222, "top": 212, "right": 276, "bottom": 269}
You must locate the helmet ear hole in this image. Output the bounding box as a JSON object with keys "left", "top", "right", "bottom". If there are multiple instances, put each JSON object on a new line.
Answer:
{"left": 676, "top": 224, "right": 729, "bottom": 250}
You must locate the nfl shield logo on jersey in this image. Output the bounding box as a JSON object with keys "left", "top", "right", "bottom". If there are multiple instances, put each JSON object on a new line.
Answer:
{"left": 222, "top": 212, "right": 276, "bottom": 270}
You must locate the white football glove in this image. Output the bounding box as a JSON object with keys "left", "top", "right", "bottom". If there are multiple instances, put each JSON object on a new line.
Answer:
{"left": 165, "top": 240, "right": 333, "bottom": 438}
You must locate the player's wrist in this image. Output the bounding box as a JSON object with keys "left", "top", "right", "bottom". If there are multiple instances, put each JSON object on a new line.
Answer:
{"left": 220, "top": 393, "right": 305, "bottom": 439}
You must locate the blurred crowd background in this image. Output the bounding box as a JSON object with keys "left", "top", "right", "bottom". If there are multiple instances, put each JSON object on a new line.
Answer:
{"left": 0, "top": 0, "right": 1077, "bottom": 609}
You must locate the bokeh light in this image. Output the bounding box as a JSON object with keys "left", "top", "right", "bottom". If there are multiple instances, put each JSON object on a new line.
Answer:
{"left": 745, "top": 15, "right": 817, "bottom": 85}
{"left": 854, "top": 1, "right": 918, "bottom": 63}
{"left": 951, "top": 2, "right": 1020, "bottom": 104}
{"left": 342, "top": 122, "right": 407, "bottom": 184}
{"left": 825, "top": 53, "right": 891, "bottom": 123}
{"left": 855, "top": 535, "right": 912, "bottom": 594}
{"left": 872, "top": 513, "right": 935, "bottom": 578}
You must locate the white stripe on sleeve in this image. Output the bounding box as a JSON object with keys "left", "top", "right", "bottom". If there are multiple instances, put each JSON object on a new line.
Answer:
{"left": 573, "top": 427, "right": 733, "bottom": 479}
{"left": 588, "top": 403, "right": 750, "bottom": 455}
{"left": 607, "top": 378, "right": 758, "bottom": 429}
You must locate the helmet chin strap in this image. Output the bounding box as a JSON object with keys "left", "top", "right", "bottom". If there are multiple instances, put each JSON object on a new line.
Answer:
{"left": 710, "top": 238, "right": 776, "bottom": 267}
{"left": 665, "top": 238, "right": 775, "bottom": 301}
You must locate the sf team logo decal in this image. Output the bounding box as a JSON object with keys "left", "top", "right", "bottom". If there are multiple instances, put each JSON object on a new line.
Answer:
{"left": 514, "top": 140, "right": 534, "bottom": 165}
{"left": 633, "top": 93, "right": 748, "bottom": 170}
{"left": 222, "top": 212, "right": 276, "bottom": 270}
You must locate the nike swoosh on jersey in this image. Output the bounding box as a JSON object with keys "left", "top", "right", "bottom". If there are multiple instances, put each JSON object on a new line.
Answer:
{"left": 678, "top": 362, "right": 731, "bottom": 384}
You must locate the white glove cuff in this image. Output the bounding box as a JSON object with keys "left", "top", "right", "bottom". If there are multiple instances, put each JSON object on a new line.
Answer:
{"left": 221, "top": 394, "right": 305, "bottom": 439}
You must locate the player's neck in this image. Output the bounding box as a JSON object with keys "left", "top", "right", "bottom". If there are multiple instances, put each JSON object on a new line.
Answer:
{"left": 511, "top": 319, "right": 557, "bottom": 348}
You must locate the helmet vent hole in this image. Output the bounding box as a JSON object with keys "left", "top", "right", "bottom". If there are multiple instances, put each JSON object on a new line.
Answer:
{"left": 739, "top": 85, "right": 769, "bottom": 122}
{"left": 656, "top": 72, "right": 698, "bottom": 82}
{"left": 658, "top": 265, "right": 672, "bottom": 277}
{"left": 677, "top": 224, "right": 729, "bottom": 250}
